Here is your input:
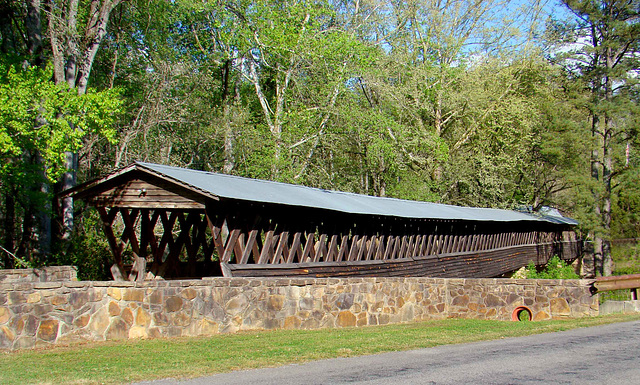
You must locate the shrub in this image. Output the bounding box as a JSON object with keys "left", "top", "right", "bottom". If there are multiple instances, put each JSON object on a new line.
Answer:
{"left": 51, "top": 209, "right": 112, "bottom": 281}
{"left": 524, "top": 256, "right": 579, "bottom": 279}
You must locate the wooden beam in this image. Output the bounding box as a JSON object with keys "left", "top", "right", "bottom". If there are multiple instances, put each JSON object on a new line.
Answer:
{"left": 205, "top": 208, "right": 226, "bottom": 261}
{"left": 365, "top": 235, "right": 377, "bottom": 261}
{"left": 412, "top": 235, "right": 422, "bottom": 257}
{"left": 157, "top": 210, "right": 177, "bottom": 264}
{"left": 195, "top": 214, "right": 215, "bottom": 262}
{"left": 454, "top": 234, "right": 463, "bottom": 253}
{"left": 424, "top": 234, "right": 434, "bottom": 255}
{"left": 313, "top": 233, "right": 327, "bottom": 262}
{"left": 139, "top": 209, "right": 150, "bottom": 258}
{"left": 97, "top": 207, "right": 121, "bottom": 263}
{"left": 383, "top": 236, "right": 395, "bottom": 260}
{"left": 391, "top": 235, "right": 402, "bottom": 259}
{"left": 273, "top": 229, "right": 290, "bottom": 264}
{"left": 221, "top": 228, "right": 241, "bottom": 263}
{"left": 356, "top": 235, "right": 367, "bottom": 261}
{"left": 240, "top": 220, "right": 261, "bottom": 264}
{"left": 336, "top": 233, "right": 350, "bottom": 262}
{"left": 287, "top": 231, "right": 303, "bottom": 263}
{"left": 398, "top": 235, "right": 408, "bottom": 259}
{"left": 258, "top": 222, "right": 276, "bottom": 264}
{"left": 97, "top": 206, "right": 126, "bottom": 280}
{"left": 301, "top": 231, "right": 316, "bottom": 262}
{"left": 232, "top": 228, "right": 245, "bottom": 262}
{"left": 327, "top": 234, "right": 339, "bottom": 262}
{"left": 348, "top": 234, "right": 360, "bottom": 262}
{"left": 374, "top": 235, "right": 386, "bottom": 260}
{"left": 409, "top": 235, "right": 419, "bottom": 257}
{"left": 165, "top": 211, "right": 192, "bottom": 273}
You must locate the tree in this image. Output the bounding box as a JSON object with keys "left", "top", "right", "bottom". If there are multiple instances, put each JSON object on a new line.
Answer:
{"left": 340, "top": 0, "right": 560, "bottom": 201}
{"left": 1, "top": 0, "right": 605, "bottom": 274}
{"left": 550, "top": 0, "right": 640, "bottom": 276}
{"left": 441, "top": 57, "right": 591, "bottom": 209}
{"left": 43, "top": 0, "right": 126, "bottom": 242}
{"left": 0, "top": 0, "right": 124, "bottom": 265}
{"left": 0, "top": 60, "right": 120, "bottom": 266}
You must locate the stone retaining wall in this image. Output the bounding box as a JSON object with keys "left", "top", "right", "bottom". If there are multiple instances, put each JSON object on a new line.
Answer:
{"left": 0, "top": 266, "right": 77, "bottom": 283}
{"left": 0, "top": 277, "right": 598, "bottom": 350}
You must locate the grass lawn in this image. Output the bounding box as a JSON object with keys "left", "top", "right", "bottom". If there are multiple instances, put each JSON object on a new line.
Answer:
{"left": 2, "top": 313, "right": 640, "bottom": 384}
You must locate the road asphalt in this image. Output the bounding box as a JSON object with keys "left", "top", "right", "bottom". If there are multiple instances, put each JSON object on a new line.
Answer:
{"left": 138, "top": 320, "right": 640, "bottom": 385}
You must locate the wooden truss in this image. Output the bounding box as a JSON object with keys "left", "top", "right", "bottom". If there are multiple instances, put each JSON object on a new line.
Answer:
{"left": 97, "top": 200, "right": 578, "bottom": 281}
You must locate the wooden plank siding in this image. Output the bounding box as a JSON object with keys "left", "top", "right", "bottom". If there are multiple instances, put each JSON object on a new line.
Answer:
{"left": 221, "top": 242, "right": 579, "bottom": 279}
{"left": 84, "top": 176, "right": 207, "bottom": 209}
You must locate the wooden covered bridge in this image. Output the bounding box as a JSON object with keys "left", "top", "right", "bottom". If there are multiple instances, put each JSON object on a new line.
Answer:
{"left": 66, "top": 162, "right": 581, "bottom": 281}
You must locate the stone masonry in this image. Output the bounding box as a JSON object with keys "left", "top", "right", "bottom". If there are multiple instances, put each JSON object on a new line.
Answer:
{"left": 0, "top": 266, "right": 77, "bottom": 283}
{"left": 0, "top": 277, "right": 598, "bottom": 351}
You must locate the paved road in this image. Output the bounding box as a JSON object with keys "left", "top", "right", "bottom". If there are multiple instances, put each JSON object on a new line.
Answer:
{"left": 142, "top": 321, "right": 640, "bottom": 385}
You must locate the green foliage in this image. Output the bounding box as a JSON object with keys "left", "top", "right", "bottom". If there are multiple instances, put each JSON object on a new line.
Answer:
{"left": 4, "top": 0, "right": 638, "bottom": 270}
{"left": 0, "top": 60, "right": 121, "bottom": 181}
{"left": 611, "top": 242, "right": 640, "bottom": 276}
{"left": 524, "top": 256, "right": 580, "bottom": 280}
{"left": 0, "top": 55, "right": 122, "bottom": 265}
{"left": 51, "top": 210, "right": 112, "bottom": 280}
{"left": 612, "top": 168, "right": 640, "bottom": 239}
{"left": 517, "top": 308, "right": 532, "bottom": 322}
{"left": 547, "top": 0, "right": 640, "bottom": 274}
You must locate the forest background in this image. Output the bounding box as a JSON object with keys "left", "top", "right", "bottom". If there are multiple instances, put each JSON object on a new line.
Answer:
{"left": 0, "top": 0, "right": 639, "bottom": 280}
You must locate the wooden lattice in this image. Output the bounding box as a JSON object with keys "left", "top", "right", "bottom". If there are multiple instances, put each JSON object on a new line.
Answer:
{"left": 97, "top": 201, "right": 579, "bottom": 280}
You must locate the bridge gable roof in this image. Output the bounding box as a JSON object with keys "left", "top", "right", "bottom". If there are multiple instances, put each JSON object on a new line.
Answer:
{"left": 68, "top": 162, "right": 576, "bottom": 225}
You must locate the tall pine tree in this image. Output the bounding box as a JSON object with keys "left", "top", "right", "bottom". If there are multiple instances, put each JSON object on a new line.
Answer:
{"left": 552, "top": 0, "right": 640, "bottom": 276}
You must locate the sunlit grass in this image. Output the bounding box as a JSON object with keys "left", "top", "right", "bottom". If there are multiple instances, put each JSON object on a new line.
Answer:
{"left": 1, "top": 313, "right": 639, "bottom": 384}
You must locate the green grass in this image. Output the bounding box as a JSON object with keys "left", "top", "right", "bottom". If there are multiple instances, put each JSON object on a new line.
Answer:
{"left": 600, "top": 289, "right": 633, "bottom": 302}
{"left": 2, "top": 314, "right": 640, "bottom": 385}
{"left": 612, "top": 242, "right": 640, "bottom": 275}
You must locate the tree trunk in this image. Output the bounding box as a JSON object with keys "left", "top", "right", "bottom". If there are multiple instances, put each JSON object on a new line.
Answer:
{"left": 247, "top": 58, "right": 286, "bottom": 178}
{"left": 222, "top": 103, "right": 235, "bottom": 174}
{"left": 2, "top": 190, "right": 15, "bottom": 269}
{"left": 37, "top": 154, "right": 51, "bottom": 256}
{"left": 25, "top": 0, "right": 43, "bottom": 66}
{"left": 24, "top": 0, "right": 51, "bottom": 260}
{"left": 294, "top": 84, "right": 341, "bottom": 180}
{"left": 48, "top": 0, "right": 123, "bottom": 244}
{"left": 245, "top": 12, "right": 310, "bottom": 179}
{"left": 221, "top": 59, "right": 235, "bottom": 174}
{"left": 599, "top": 54, "right": 614, "bottom": 276}
{"left": 593, "top": 233, "right": 603, "bottom": 276}
{"left": 60, "top": 152, "right": 78, "bottom": 241}
{"left": 0, "top": 4, "right": 18, "bottom": 54}
{"left": 16, "top": 202, "right": 35, "bottom": 263}
{"left": 601, "top": 115, "right": 614, "bottom": 276}
{"left": 590, "top": 114, "right": 603, "bottom": 275}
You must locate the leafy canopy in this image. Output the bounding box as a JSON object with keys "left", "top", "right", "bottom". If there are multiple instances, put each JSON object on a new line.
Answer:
{"left": 0, "top": 60, "right": 121, "bottom": 182}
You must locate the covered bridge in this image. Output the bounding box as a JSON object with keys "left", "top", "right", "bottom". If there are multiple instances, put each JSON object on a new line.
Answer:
{"left": 66, "top": 162, "right": 581, "bottom": 281}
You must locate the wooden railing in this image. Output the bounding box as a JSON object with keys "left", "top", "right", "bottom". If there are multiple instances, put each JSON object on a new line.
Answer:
{"left": 593, "top": 274, "right": 640, "bottom": 300}
{"left": 98, "top": 205, "right": 581, "bottom": 280}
